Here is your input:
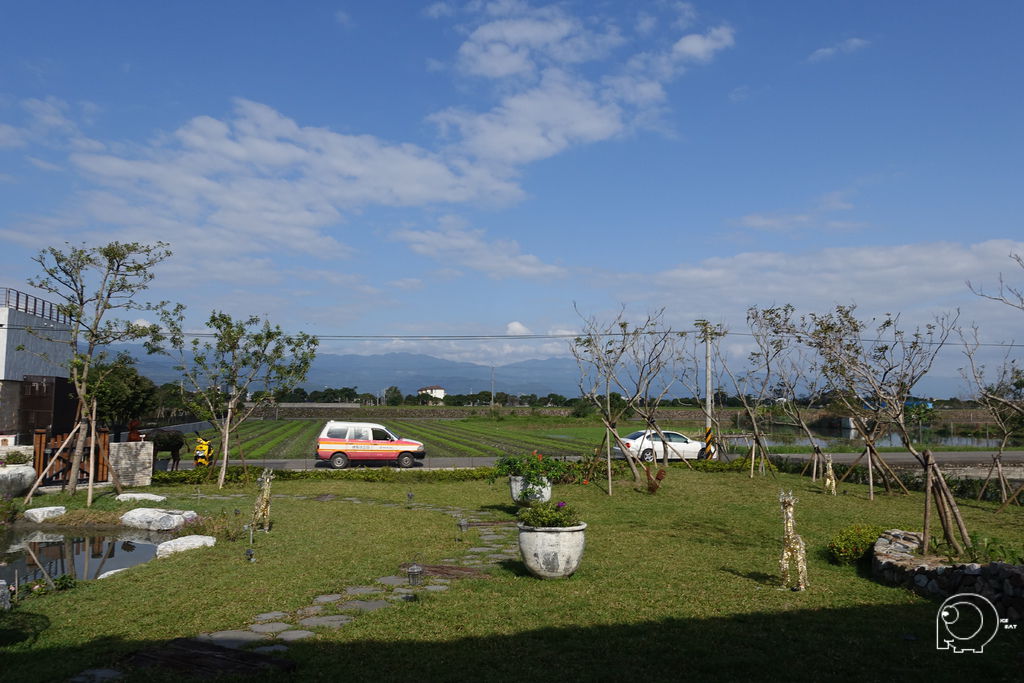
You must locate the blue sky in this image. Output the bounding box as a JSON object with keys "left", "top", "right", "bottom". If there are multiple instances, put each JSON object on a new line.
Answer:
{"left": 1, "top": 1, "right": 1021, "bottom": 394}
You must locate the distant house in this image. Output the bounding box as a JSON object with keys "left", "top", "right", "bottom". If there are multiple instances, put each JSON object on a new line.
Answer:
{"left": 417, "top": 385, "right": 446, "bottom": 401}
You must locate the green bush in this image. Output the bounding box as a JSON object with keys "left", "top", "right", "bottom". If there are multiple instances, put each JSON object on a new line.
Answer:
{"left": 1, "top": 452, "right": 30, "bottom": 465}
{"left": 153, "top": 466, "right": 497, "bottom": 486}
{"left": 517, "top": 500, "right": 582, "bottom": 527}
{"left": 826, "top": 524, "right": 887, "bottom": 565}
{"left": 0, "top": 496, "right": 16, "bottom": 528}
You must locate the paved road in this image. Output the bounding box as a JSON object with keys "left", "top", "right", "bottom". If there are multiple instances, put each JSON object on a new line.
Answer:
{"left": 164, "top": 450, "right": 1024, "bottom": 472}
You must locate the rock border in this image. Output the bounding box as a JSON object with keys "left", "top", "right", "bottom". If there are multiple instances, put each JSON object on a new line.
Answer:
{"left": 872, "top": 529, "right": 1024, "bottom": 622}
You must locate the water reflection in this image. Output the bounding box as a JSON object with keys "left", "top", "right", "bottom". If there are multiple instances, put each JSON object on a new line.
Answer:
{"left": 0, "top": 528, "right": 169, "bottom": 588}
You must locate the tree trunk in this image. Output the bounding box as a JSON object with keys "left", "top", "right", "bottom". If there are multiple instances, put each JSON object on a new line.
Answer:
{"left": 217, "top": 405, "right": 233, "bottom": 489}
{"left": 63, "top": 418, "right": 89, "bottom": 496}
{"left": 921, "top": 461, "right": 932, "bottom": 554}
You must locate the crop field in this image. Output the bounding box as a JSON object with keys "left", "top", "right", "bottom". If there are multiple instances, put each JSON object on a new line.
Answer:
{"left": 182, "top": 417, "right": 718, "bottom": 460}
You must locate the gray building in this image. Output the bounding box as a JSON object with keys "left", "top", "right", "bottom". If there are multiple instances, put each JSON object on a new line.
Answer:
{"left": 0, "top": 288, "right": 75, "bottom": 443}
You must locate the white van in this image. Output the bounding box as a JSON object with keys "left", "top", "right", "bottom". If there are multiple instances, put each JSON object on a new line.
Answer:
{"left": 316, "top": 421, "right": 425, "bottom": 469}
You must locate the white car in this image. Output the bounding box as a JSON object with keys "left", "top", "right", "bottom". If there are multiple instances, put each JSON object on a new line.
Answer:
{"left": 613, "top": 430, "right": 708, "bottom": 461}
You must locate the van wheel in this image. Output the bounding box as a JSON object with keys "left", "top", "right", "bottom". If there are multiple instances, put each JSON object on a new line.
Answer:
{"left": 330, "top": 453, "right": 349, "bottom": 469}
{"left": 397, "top": 453, "right": 414, "bottom": 469}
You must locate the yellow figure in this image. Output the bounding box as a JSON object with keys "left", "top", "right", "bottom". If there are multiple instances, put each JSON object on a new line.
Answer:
{"left": 823, "top": 455, "right": 837, "bottom": 496}
{"left": 252, "top": 468, "right": 274, "bottom": 531}
{"left": 779, "top": 491, "right": 808, "bottom": 591}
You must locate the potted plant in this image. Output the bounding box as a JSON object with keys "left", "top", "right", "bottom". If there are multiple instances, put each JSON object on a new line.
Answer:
{"left": 516, "top": 500, "right": 587, "bottom": 579}
{"left": 493, "top": 452, "right": 566, "bottom": 505}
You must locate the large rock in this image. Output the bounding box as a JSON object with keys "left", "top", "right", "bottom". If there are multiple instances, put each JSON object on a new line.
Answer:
{"left": 156, "top": 535, "right": 216, "bottom": 558}
{"left": 24, "top": 506, "right": 67, "bottom": 523}
{"left": 116, "top": 493, "right": 167, "bottom": 502}
{"left": 0, "top": 464, "right": 36, "bottom": 498}
{"left": 120, "top": 508, "right": 198, "bottom": 531}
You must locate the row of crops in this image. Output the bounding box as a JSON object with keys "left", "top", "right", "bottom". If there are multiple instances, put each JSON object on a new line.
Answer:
{"left": 384, "top": 420, "right": 596, "bottom": 459}
{"left": 189, "top": 418, "right": 601, "bottom": 460}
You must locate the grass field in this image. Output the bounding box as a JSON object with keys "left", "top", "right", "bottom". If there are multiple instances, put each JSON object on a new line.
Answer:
{"left": 2, "top": 468, "right": 1021, "bottom": 681}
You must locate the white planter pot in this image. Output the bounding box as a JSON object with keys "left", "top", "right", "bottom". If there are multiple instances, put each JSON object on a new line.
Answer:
{"left": 518, "top": 522, "right": 587, "bottom": 579}
{"left": 509, "top": 476, "right": 551, "bottom": 505}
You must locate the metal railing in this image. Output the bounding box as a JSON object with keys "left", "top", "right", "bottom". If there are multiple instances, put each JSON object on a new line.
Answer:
{"left": 2, "top": 287, "right": 69, "bottom": 323}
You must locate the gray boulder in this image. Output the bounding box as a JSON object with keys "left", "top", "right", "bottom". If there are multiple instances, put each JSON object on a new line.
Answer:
{"left": 24, "top": 506, "right": 66, "bottom": 523}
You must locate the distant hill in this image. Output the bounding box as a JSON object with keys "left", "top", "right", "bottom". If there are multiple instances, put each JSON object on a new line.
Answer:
{"left": 117, "top": 347, "right": 582, "bottom": 397}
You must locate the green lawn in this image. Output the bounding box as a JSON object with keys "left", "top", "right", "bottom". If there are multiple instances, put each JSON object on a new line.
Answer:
{"left": 2, "top": 469, "right": 1021, "bottom": 681}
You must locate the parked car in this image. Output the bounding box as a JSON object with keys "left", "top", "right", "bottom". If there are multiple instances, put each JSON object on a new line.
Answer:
{"left": 613, "top": 430, "right": 708, "bottom": 461}
{"left": 316, "top": 421, "right": 425, "bottom": 469}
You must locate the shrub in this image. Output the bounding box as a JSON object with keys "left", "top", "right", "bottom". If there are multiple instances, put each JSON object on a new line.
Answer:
{"left": 1, "top": 451, "right": 30, "bottom": 465}
{"left": 826, "top": 524, "right": 887, "bottom": 565}
{"left": 0, "top": 496, "right": 16, "bottom": 528}
{"left": 517, "top": 500, "right": 582, "bottom": 527}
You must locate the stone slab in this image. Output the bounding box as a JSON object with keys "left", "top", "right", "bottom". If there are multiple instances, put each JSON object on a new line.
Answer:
{"left": 156, "top": 535, "right": 216, "bottom": 558}
{"left": 295, "top": 605, "right": 323, "bottom": 616}
{"left": 345, "top": 586, "right": 381, "bottom": 595}
{"left": 69, "top": 668, "right": 124, "bottom": 682}
{"left": 116, "top": 493, "right": 167, "bottom": 502}
{"left": 313, "top": 593, "right": 342, "bottom": 603}
{"left": 252, "top": 645, "right": 290, "bottom": 654}
{"left": 24, "top": 506, "right": 66, "bottom": 523}
{"left": 199, "top": 630, "right": 268, "bottom": 649}
{"left": 424, "top": 585, "right": 449, "bottom": 592}
{"left": 254, "top": 611, "right": 289, "bottom": 622}
{"left": 277, "top": 630, "right": 315, "bottom": 641}
{"left": 376, "top": 575, "right": 407, "bottom": 586}
{"left": 121, "top": 507, "right": 198, "bottom": 531}
{"left": 250, "top": 622, "right": 292, "bottom": 634}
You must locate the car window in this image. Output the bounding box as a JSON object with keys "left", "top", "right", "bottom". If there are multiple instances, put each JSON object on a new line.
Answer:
{"left": 350, "top": 427, "right": 371, "bottom": 441}
{"left": 326, "top": 427, "right": 348, "bottom": 439}
{"left": 371, "top": 428, "right": 391, "bottom": 441}
{"left": 625, "top": 431, "right": 644, "bottom": 439}
{"left": 667, "top": 433, "right": 688, "bottom": 443}
{"left": 647, "top": 433, "right": 663, "bottom": 442}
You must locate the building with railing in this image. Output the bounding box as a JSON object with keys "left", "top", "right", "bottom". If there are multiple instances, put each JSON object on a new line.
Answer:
{"left": 0, "top": 287, "right": 74, "bottom": 443}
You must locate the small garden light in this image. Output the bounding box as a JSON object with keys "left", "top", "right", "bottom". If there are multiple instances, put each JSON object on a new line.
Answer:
{"left": 407, "top": 556, "right": 424, "bottom": 586}
{"left": 406, "top": 491, "right": 414, "bottom": 505}
{"left": 245, "top": 548, "right": 255, "bottom": 563}
{"left": 457, "top": 518, "right": 469, "bottom": 542}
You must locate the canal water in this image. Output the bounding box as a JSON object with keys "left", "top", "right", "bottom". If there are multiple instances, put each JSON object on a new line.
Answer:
{"left": 0, "top": 527, "right": 170, "bottom": 589}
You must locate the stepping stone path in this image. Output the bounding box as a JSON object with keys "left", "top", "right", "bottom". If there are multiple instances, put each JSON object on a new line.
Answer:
{"left": 82, "top": 495, "right": 521, "bottom": 680}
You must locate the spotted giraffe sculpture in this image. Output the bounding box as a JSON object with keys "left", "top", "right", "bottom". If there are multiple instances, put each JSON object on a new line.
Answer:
{"left": 779, "top": 491, "right": 808, "bottom": 591}
{"left": 252, "top": 468, "right": 275, "bottom": 532}
{"left": 823, "top": 454, "right": 837, "bottom": 496}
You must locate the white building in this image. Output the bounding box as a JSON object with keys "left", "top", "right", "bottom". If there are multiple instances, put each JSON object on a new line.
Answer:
{"left": 417, "top": 385, "right": 446, "bottom": 400}
{"left": 0, "top": 288, "right": 74, "bottom": 440}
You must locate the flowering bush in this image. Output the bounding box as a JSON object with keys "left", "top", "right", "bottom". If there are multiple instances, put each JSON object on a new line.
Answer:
{"left": 517, "top": 500, "right": 582, "bottom": 528}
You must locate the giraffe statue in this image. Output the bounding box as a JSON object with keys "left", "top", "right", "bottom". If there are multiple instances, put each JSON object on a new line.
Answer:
{"left": 252, "top": 468, "right": 275, "bottom": 532}
{"left": 823, "top": 454, "right": 837, "bottom": 496}
{"left": 779, "top": 491, "right": 808, "bottom": 591}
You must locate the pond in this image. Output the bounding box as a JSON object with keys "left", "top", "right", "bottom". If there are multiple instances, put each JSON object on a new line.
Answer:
{"left": 0, "top": 527, "right": 171, "bottom": 589}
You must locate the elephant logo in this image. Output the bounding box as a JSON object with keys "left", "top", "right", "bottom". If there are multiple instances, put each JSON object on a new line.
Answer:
{"left": 936, "top": 593, "right": 1000, "bottom": 653}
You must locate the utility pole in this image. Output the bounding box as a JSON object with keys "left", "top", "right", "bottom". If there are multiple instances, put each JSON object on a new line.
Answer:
{"left": 704, "top": 325, "right": 712, "bottom": 433}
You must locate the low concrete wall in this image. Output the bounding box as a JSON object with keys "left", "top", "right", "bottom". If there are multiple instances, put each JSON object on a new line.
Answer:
{"left": 109, "top": 442, "right": 154, "bottom": 487}
{"left": 873, "top": 529, "right": 1024, "bottom": 622}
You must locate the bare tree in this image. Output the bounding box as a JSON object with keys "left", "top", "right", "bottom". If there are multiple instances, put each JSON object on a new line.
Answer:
{"left": 572, "top": 306, "right": 686, "bottom": 492}
{"left": 26, "top": 241, "right": 171, "bottom": 498}
{"left": 806, "top": 304, "right": 968, "bottom": 554}
{"left": 961, "top": 327, "right": 1024, "bottom": 508}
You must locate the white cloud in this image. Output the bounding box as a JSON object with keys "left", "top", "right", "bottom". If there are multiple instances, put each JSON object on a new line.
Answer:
{"left": 392, "top": 223, "right": 565, "bottom": 280}
{"left": 26, "top": 156, "right": 62, "bottom": 171}
{"left": 423, "top": 2, "right": 455, "bottom": 19}
{"left": 334, "top": 10, "right": 352, "bottom": 26}
{"left": 808, "top": 37, "right": 869, "bottom": 63}
{"left": 432, "top": 68, "right": 623, "bottom": 166}
{"left": 736, "top": 189, "right": 863, "bottom": 234}
{"left": 506, "top": 320, "right": 532, "bottom": 335}
{"left": 0, "top": 123, "right": 25, "bottom": 147}
{"left": 389, "top": 278, "right": 424, "bottom": 291}
{"left": 672, "top": 25, "right": 735, "bottom": 63}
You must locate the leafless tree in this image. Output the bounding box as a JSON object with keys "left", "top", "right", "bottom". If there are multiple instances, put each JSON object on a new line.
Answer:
{"left": 960, "top": 327, "right": 1022, "bottom": 506}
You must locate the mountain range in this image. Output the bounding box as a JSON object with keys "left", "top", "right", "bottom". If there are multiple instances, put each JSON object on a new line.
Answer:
{"left": 124, "top": 347, "right": 582, "bottom": 397}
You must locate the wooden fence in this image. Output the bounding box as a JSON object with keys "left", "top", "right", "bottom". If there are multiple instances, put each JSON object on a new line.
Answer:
{"left": 32, "top": 428, "right": 110, "bottom": 486}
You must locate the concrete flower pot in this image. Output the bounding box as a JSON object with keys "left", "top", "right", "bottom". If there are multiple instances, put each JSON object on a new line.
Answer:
{"left": 509, "top": 476, "right": 551, "bottom": 505}
{"left": 517, "top": 522, "right": 587, "bottom": 579}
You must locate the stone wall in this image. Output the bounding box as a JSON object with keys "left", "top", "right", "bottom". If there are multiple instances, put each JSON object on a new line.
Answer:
{"left": 873, "top": 529, "right": 1024, "bottom": 622}
{"left": 109, "top": 442, "right": 154, "bottom": 487}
